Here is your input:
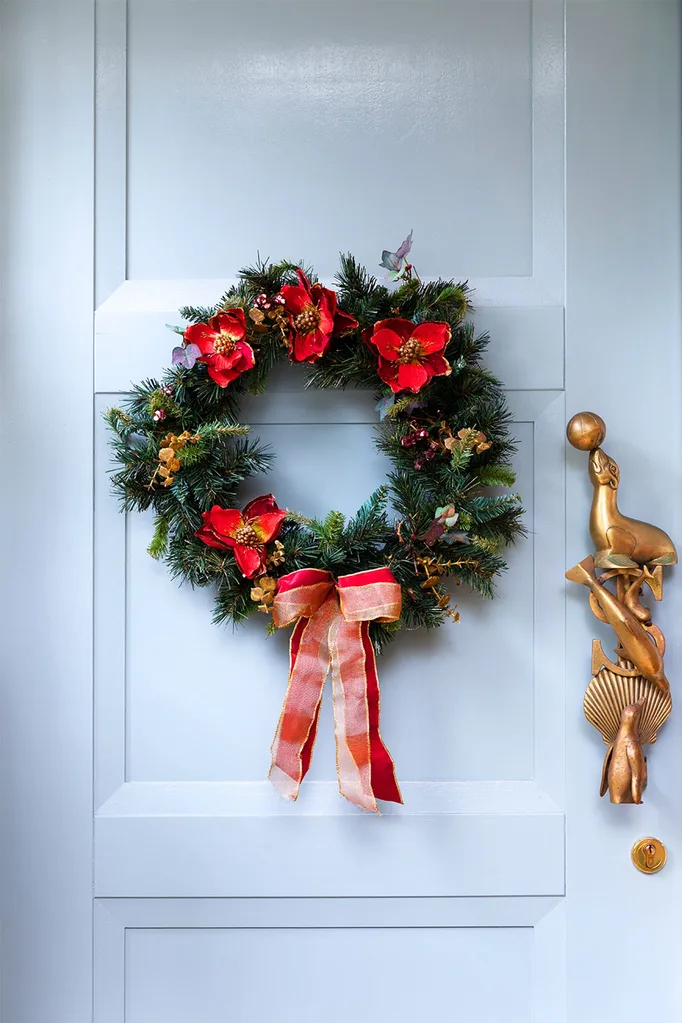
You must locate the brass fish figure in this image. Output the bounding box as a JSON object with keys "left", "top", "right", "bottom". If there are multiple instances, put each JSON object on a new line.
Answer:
{"left": 566, "top": 555, "right": 669, "bottom": 692}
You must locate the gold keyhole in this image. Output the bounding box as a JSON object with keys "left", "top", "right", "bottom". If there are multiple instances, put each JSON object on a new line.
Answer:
{"left": 632, "top": 837, "right": 667, "bottom": 874}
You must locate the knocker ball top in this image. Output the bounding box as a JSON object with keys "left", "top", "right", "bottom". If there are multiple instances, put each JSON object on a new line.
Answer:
{"left": 566, "top": 410, "right": 607, "bottom": 451}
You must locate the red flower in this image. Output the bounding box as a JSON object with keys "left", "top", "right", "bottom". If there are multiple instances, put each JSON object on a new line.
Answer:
{"left": 367, "top": 318, "right": 452, "bottom": 394}
{"left": 195, "top": 495, "right": 287, "bottom": 579}
{"left": 280, "top": 269, "right": 358, "bottom": 363}
{"left": 184, "top": 309, "right": 255, "bottom": 388}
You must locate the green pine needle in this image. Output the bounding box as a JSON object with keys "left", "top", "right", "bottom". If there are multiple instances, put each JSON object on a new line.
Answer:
{"left": 147, "top": 514, "right": 170, "bottom": 560}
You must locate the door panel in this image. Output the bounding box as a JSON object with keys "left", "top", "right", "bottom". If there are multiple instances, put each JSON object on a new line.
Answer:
{"left": 94, "top": 898, "right": 565, "bottom": 1023}
{"left": 123, "top": 0, "right": 536, "bottom": 281}
{"left": 94, "top": 386, "right": 565, "bottom": 898}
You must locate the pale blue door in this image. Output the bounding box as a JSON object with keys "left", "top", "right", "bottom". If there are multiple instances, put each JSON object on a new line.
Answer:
{"left": 1, "top": 2, "right": 681, "bottom": 1021}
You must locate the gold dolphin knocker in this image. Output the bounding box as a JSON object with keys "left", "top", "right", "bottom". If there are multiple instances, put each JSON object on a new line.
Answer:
{"left": 566, "top": 412, "right": 675, "bottom": 804}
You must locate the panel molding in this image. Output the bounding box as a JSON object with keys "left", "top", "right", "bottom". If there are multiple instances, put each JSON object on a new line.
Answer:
{"left": 95, "top": 0, "right": 127, "bottom": 304}
{"left": 94, "top": 897, "right": 565, "bottom": 1022}
{"left": 94, "top": 0, "right": 565, "bottom": 305}
{"left": 97, "top": 894, "right": 563, "bottom": 928}
{"left": 95, "top": 390, "right": 564, "bottom": 805}
{"left": 95, "top": 812, "right": 565, "bottom": 897}
{"left": 96, "top": 778, "right": 561, "bottom": 817}
{"left": 95, "top": 282, "right": 565, "bottom": 393}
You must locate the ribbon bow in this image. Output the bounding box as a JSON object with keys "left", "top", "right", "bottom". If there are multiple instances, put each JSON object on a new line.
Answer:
{"left": 269, "top": 567, "right": 403, "bottom": 812}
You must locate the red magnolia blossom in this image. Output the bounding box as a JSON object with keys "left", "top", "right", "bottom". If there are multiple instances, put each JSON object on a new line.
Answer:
{"left": 366, "top": 318, "right": 451, "bottom": 394}
{"left": 280, "top": 269, "right": 358, "bottom": 363}
{"left": 195, "top": 495, "right": 287, "bottom": 579}
{"left": 184, "top": 309, "right": 255, "bottom": 388}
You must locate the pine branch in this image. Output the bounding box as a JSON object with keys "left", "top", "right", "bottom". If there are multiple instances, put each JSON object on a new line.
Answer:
{"left": 475, "top": 464, "right": 517, "bottom": 489}
{"left": 178, "top": 304, "right": 220, "bottom": 325}
{"left": 147, "top": 514, "right": 170, "bottom": 559}
{"left": 465, "top": 493, "right": 523, "bottom": 525}
{"left": 334, "top": 252, "right": 382, "bottom": 300}
{"left": 246, "top": 333, "right": 284, "bottom": 395}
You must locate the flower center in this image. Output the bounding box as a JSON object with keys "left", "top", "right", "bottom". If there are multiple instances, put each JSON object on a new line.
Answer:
{"left": 213, "top": 331, "right": 238, "bottom": 355}
{"left": 398, "top": 337, "right": 424, "bottom": 362}
{"left": 234, "top": 524, "right": 259, "bottom": 547}
{"left": 294, "top": 305, "right": 321, "bottom": 335}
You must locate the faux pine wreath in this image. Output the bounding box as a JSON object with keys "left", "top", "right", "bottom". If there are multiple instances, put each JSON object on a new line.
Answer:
{"left": 106, "top": 248, "right": 524, "bottom": 653}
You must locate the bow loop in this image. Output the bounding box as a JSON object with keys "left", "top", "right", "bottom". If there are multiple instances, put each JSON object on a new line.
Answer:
{"left": 271, "top": 568, "right": 335, "bottom": 628}
{"left": 337, "top": 567, "right": 402, "bottom": 623}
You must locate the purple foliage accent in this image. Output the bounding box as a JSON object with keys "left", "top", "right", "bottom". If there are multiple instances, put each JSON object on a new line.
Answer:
{"left": 172, "top": 343, "right": 201, "bottom": 369}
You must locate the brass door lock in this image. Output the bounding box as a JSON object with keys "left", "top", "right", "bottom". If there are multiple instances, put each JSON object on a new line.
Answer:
{"left": 631, "top": 837, "right": 667, "bottom": 874}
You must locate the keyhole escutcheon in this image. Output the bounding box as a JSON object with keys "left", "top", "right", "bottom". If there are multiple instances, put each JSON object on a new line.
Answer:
{"left": 631, "top": 837, "right": 667, "bottom": 874}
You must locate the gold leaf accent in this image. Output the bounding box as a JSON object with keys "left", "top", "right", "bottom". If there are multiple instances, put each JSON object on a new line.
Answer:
{"left": 267, "top": 540, "right": 286, "bottom": 567}
{"left": 251, "top": 575, "right": 277, "bottom": 605}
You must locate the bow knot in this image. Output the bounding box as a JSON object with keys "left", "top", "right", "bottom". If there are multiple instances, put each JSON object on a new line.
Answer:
{"left": 269, "top": 567, "right": 403, "bottom": 812}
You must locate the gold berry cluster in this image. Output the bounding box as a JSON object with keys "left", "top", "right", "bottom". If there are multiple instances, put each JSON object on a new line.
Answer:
{"left": 400, "top": 419, "right": 492, "bottom": 471}
{"left": 443, "top": 427, "right": 492, "bottom": 455}
{"left": 267, "top": 539, "right": 286, "bottom": 567}
{"left": 249, "top": 292, "right": 289, "bottom": 347}
{"left": 248, "top": 540, "right": 286, "bottom": 613}
{"left": 250, "top": 575, "right": 277, "bottom": 613}
{"left": 414, "top": 554, "right": 461, "bottom": 621}
{"left": 412, "top": 550, "right": 492, "bottom": 622}
{"left": 148, "top": 431, "right": 200, "bottom": 489}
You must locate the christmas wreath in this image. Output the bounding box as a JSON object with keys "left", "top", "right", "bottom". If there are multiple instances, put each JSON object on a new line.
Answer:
{"left": 106, "top": 236, "right": 524, "bottom": 811}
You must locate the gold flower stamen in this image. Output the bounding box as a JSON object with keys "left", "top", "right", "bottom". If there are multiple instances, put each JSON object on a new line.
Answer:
{"left": 294, "top": 306, "right": 321, "bottom": 335}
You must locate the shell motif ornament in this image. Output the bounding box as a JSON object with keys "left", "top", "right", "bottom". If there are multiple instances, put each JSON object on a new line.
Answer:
{"left": 567, "top": 413, "right": 676, "bottom": 804}
{"left": 584, "top": 662, "right": 672, "bottom": 748}
{"left": 585, "top": 661, "right": 672, "bottom": 805}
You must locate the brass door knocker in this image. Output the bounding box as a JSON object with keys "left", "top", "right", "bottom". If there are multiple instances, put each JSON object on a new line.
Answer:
{"left": 566, "top": 413, "right": 675, "bottom": 804}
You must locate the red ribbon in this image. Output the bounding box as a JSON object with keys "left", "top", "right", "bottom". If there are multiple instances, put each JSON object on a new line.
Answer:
{"left": 269, "top": 567, "right": 403, "bottom": 812}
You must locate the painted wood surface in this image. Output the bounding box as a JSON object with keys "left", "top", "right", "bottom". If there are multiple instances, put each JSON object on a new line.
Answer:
{"left": 1, "top": 2, "right": 681, "bottom": 1020}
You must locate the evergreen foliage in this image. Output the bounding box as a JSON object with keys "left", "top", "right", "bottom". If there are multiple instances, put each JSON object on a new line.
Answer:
{"left": 106, "top": 254, "right": 524, "bottom": 649}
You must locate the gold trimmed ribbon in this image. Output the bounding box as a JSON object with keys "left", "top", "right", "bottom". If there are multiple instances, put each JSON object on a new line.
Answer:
{"left": 269, "top": 567, "right": 403, "bottom": 812}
